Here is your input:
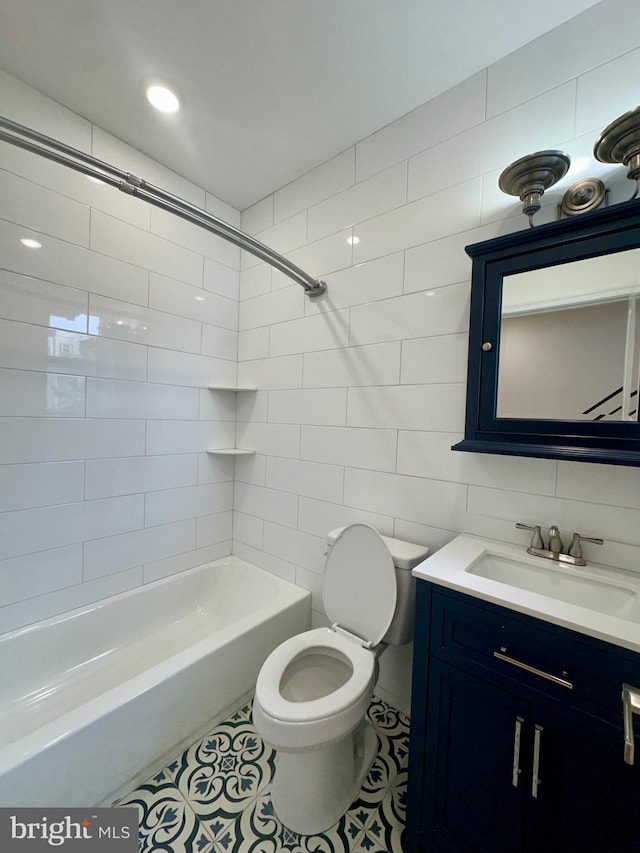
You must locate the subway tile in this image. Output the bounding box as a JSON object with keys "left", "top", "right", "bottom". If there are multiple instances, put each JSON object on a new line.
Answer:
{"left": 234, "top": 482, "right": 298, "bottom": 528}
{"left": 196, "top": 510, "right": 233, "bottom": 548}
{"left": 197, "top": 452, "right": 235, "bottom": 484}
{"left": 234, "top": 453, "right": 267, "bottom": 487}
{"left": 0, "top": 218, "right": 149, "bottom": 305}
{"left": 0, "top": 494, "right": 144, "bottom": 561}
{"left": 467, "top": 486, "right": 640, "bottom": 548}
{"left": 297, "top": 497, "right": 395, "bottom": 540}
{"left": 0, "top": 417, "right": 145, "bottom": 464}
{"left": 303, "top": 342, "right": 401, "bottom": 388}
{"left": 352, "top": 177, "right": 482, "bottom": 265}
{"left": 397, "top": 431, "right": 557, "bottom": 495}
{"left": 307, "top": 162, "right": 406, "bottom": 242}
{"left": 0, "top": 545, "right": 83, "bottom": 607}
{"left": 0, "top": 461, "right": 85, "bottom": 512}
{"left": 203, "top": 257, "right": 240, "bottom": 300}
{"left": 237, "top": 354, "right": 303, "bottom": 390}
{"left": 86, "top": 378, "right": 199, "bottom": 420}
{"left": 301, "top": 425, "right": 397, "bottom": 473}
{"left": 233, "top": 511, "right": 264, "bottom": 549}
{"left": 239, "top": 285, "right": 305, "bottom": 331}
{"left": 0, "top": 567, "right": 143, "bottom": 635}
{"left": 231, "top": 540, "right": 295, "bottom": 583}
{"left": 0, "top": 68, "right": 91, "bottom": 151}
{"left": 305, "top": 253, "right": 404, "bottom": 315}
{"left": 198, "top": 388, "right": 237, "bottom": 422}
{"left": 556, "top": 461, "right": 640, "bottom": 509}
{"left": 283, "top": 228, "right": 353, "bottom": 280}
{"left": 263, "top": 522, "right": 326, "bottom": 575}
{"left": 400, "top": 334, "right": 468, "bottom": 385}
{"left": 239, "top": 263, "right": 272, "bottom": 300}
{"left": 243, "top": 212, "right": 307, "bottom": 269}
{"left": 149, "top": 273, "right": 238, "bottom": 330}
{"left": 238, "top": 327, "right": 269, "bottom": 362}
{"left": 274, "top": 149, "right": 355, "bottom": 223}
{"left": 0, "top": 169, "right": 90, "bottom": 246}
{"left": 235, "top": 422, "right": 300, "bottom": 458}
{"left": 269, "top": 309, "right": 350, "bottom": 357}
{"left": 356, "top": 71, "right": 486, "bottom": 182}
{"left": 349, "top": 283, "right": 469, "bottom": 346}
{"left": 0, "top": 268, "right": 88, "bottom": 332}
{"left": 92, "top": 126, "right": 205, "bottom": 207}
{"left": 408, "top": 83, "right": 576, "bottom": 202}
{"left": 147, "top": 347, "right": 236, "bottom": 388}
{"left": 146, "top": 420, "right": 235, "bottom": 455}
{"left": 142, "top": 542, "right": 230, "bottom": 584}
{"left": 348, "top": 385, "right": 466, "bottom": 432}
{"left": 0, "top": 368, "right": 85, "bottom": 417}
{"left": 344, "top": 467, "right": 468, "bottom": 530}
{"left": 266, "top": 457, "right": 344, "bottom": 503}
{"left": 236, "top": 390, "right": 269, "bottom": 422}
{"left": 294, "top": 565, "right": 324, "bottom": 613}
{"left": 83, "top": 519, "right": 196, "bottom": 580}
{"left": 91, "top": 210, "right": 203, "bottom": 287}
{"left": 85, "top": 455, "right": 198, "bottom": 500}
{"left": 0, "top": 320, "right": 147, "bottom": 382}
{"left": 241, "top": 196, "right": 274, "bottom": 236}
{"left": 89, "top": 294, "right": 201, "bottom": 354}
{"left": 487, "top": 0, "right": 640, "bottom": 119}
{"left": 393, "top": 519, "right": 457, "bottom": 553}
{"left": 576, "top": 45, "right": 640, "bottom": 136}
{"left": 201, "top": 325, "right": 238, "bottom": 362}
{"left": 268, "top": 388, "right": 347, "bottom": 426}
{"left": 205, "top": 194, "right": 241, "bottom": 229}
{"left": 145, "top": 482, "right": 233, "bottom": 527}
{"left": 150, "top": 207, "right": 239, "bottom": 269}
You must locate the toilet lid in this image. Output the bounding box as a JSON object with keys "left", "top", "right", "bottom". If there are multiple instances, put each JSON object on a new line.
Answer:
{"left": 323, "top": 523, "right": 397, "bottom": 646}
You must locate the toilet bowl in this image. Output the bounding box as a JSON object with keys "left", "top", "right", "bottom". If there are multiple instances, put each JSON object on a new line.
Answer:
{"left": 252, "top": 522, "right": 429, "bottom": 835}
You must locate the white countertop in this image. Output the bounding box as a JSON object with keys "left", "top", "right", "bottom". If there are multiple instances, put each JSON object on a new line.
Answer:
{"left": 412, "top": 535, "right": 640, "bottom": 654}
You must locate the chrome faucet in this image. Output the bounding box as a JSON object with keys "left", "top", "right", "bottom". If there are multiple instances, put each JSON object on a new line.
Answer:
{"left": 516, "top": 523, "right": 603, "bottom": 567}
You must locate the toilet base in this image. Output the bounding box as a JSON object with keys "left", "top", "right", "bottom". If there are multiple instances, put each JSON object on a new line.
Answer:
{"left": 270, "top": 719, "right": 378, "bottom": 835}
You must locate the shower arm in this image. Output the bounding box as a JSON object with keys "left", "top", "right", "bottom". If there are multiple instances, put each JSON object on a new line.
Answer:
{"left": 0, "top": 115, "right": 327, "bottom": 297}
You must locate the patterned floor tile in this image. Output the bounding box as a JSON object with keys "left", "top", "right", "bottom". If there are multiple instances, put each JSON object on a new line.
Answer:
{"left": 121, "top": 695, "right": 409, "bottom": 853}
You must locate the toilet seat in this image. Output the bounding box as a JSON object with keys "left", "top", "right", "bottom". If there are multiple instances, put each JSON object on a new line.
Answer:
{"left": 255, "top": 627, "right": 375, "bottom": 724}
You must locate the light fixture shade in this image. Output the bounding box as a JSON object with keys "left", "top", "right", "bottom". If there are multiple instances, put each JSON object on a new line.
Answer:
{"left": 499, "top": 150, "right": 570, "bottom": 223}
{"left": 594, "top": 106, "right": 640, "bottom": 181}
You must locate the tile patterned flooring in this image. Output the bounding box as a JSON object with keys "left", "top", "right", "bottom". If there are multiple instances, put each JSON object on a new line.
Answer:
{"left": 118, "top": 696, "right": 409, "bottom": 852}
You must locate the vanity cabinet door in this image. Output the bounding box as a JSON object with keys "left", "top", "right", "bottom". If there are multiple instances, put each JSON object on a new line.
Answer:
{"left": 526, "top": 704, "right": 640, "bottom": 853}
{"left": 424, "top": 659, "right": 529, "bottom": 852}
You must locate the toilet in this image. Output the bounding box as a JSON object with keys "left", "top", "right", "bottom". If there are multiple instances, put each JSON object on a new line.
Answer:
{"left": 252, "top": 522, "right": 429, "bottom": 835}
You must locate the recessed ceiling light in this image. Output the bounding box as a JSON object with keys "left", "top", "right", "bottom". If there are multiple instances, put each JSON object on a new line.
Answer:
{"left": 146, "top": 84, "right": 180, "bottom": 114}
{"left": 20, "top": 238, "right": 42, "bottom": 249}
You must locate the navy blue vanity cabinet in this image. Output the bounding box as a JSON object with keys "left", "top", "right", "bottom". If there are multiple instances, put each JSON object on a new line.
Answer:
{"left": 404, "top": 581, "right": 640, "bottom": 853}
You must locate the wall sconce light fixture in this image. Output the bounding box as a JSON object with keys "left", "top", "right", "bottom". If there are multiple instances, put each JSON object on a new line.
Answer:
{"left": 594, "top": 106, "right": 640, "bottom": 200}
{"left": 498, "top": 150, "right": 570, "bottom": 226}
{"left": 560, "top": 177, "right": 607, "bottom": 217}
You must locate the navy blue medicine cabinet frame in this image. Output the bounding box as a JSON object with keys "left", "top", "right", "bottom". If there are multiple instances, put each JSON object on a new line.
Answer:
{"left": 452, "top": 199, "right": 640, "bottom": 467}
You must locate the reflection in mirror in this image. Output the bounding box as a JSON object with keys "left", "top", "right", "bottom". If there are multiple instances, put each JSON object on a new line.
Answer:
{"left": 497, "top": 250, "right": 640, "bottom": 422}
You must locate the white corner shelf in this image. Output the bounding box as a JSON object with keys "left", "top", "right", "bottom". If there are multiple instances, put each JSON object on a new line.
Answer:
{"left": 206, "top": 448, "right": 256, "bottom": 456}
{"left": 207, "top": 385, "right": 258, "bottom": 391}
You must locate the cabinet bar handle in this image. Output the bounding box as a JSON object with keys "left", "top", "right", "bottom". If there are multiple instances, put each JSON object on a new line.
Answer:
{"left": 531, "top": 724, "right": 543, "bottom": 798}
{"left": 512, "top": 716, "right": 524, "bottom": 788}
{"left": 493, "top": 648, "right": 573, "bottom": 690}
{"left": 622, "top": 683, "right": 640, "bottom": 765}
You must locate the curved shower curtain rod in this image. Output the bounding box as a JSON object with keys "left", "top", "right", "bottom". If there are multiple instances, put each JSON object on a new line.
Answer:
{"left": 0, "top": 115, "right": 327, "bottom": 297}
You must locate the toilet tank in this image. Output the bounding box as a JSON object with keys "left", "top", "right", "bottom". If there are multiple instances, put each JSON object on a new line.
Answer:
{"left": 327, "top": 527, "right": 429, "bottom": 646}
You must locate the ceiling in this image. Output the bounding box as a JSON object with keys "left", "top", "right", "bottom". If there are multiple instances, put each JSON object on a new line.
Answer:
{"left": 0, "top": 0, "right": 601, "bottom": 211}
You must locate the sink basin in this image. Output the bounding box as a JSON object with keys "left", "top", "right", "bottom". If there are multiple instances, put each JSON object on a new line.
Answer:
{"left": 467, "top": 553, "right": 640, "bottom": 623}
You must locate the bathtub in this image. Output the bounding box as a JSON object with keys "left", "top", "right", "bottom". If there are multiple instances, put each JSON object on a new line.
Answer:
{"left": 0, "top": 556, "right": 310, "bottom": 807}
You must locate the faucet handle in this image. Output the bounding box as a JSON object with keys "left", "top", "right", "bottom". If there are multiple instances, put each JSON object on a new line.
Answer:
{"left": 515, "top": 523, "right": 544, "bottom": 549}
{"left": 568, "top": 532, "right": 604, "bottom": 560}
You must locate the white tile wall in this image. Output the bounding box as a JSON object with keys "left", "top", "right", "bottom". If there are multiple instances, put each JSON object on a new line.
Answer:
{"left": 236, "top": 0, "right": 640, "bottom": 715}
{"left": 2, "top": 0, "right": 640, "bottom": 717}
{"left": 0, "top": 72, "right": 239, "bottom": 632}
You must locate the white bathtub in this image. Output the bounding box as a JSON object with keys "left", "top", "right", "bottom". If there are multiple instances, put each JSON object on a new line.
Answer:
{"left": 0, "top": 556, "right": 310, "bottom": 807}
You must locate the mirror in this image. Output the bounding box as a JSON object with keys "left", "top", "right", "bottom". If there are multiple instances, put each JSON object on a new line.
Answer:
{"left": 453, "top": 200, "right": 640, "bottom": 466}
